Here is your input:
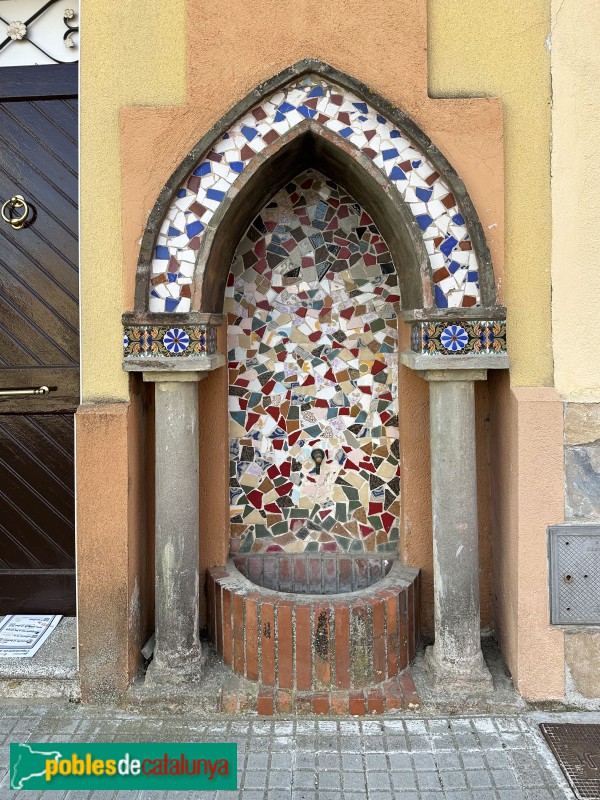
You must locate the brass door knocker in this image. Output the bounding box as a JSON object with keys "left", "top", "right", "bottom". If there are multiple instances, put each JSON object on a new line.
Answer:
{"left": 1, "top": 195, "right": 30, "bottom": 229}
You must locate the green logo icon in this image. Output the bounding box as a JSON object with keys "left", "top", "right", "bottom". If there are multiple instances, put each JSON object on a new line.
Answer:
{"left": 10, "top": 742, "right": 237, "bottom": 790}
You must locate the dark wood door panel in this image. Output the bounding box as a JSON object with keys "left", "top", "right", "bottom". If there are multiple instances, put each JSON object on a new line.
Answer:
{"left": 0, "top": 103, "right": 78, "bottom": 204}
{"left": 0, "top": 215, "right": 79, "bottom": 300}
{"left": 2, "top": 100, "right": 78, "bottom": 165}
{"left": 0, "top": 367, "right": 78, "bottom": 412}
{"left": 0, "top": 67, "right": 78, "bottom": 614}
{"left": 0, "top": 258, "right": 79, "bottom": 366}
{"left": 0, "top": 279, "right": 78, "bottom": 367}
{"left": 35, "top": 99, "right": 78, "bottom": 144}
{"left": 0, "top": 571, "right": 75, "bottom": 615}
{"left": 0, "top": 415, "right": 74, "bottom": 563}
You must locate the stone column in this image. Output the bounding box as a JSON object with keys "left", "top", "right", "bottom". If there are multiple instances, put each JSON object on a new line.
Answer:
{"left": 422, "top": 368, "right": 493, "bottom": 691}
{"left": 143, "top": 372, "right": 207, "bottom": 683}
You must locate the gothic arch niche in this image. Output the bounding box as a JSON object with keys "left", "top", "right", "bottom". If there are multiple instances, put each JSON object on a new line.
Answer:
{"left": 127, "top": 60, "right": 501, "bottom": 321}
{"left": 124, "top": 62, "right": 507, "bottom": 703}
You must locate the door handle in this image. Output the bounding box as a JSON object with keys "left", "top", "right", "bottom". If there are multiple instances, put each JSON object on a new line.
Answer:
{"left": 0, "top": 385, "right": 50, "bottom": 397}
{"left": 1, "top": 195, "right": 30, "bottom": 229}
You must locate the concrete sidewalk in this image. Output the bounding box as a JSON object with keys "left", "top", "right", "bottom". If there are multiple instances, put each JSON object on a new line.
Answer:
{"left": 0, "top": 701, "right": 577, "bottom": 799}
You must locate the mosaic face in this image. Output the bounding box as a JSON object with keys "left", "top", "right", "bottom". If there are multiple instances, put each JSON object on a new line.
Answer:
{"left": 227, "top": 171, "right": 400, "bottom": 556}
{"left": 150, "top": 75, "right": 481, "bottom": 313}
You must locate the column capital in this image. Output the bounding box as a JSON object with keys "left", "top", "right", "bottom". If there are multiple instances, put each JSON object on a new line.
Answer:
{"left": 400, "top": 349, "right": 507, "bottom": 378}
{"left": 141, "top": 370, "right": 213, "bottom": 383}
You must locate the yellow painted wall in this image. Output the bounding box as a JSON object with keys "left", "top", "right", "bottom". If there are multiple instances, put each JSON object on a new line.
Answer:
{"left": 429, "top": 0, "right": 552, "bottom": 388}
{"left": 80, "top": 1, "right": 186, "bottom": 402}
{"left": 80, "top": 0, "right": 551, "bottom": 399}
{"left": 551, "top": 0, "right": 600, "bottom": 400}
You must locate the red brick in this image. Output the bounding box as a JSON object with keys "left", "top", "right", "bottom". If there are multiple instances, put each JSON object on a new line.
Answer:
{"left": 349, "top": 692, "right": 366, "bottom": 716}
{"left": 257, "top": 687, "right": 274, "bottom": 716}
{"left": 415, "top": 571, "right": 422, "bottom": 650}
{"left": 239, "top": 692, "right": 255, "bottom": 713}
{"left": 278, "top": 557, "right": 293, "bottom": 592}
{"left": 351, "top": 601, "right": 371, "bottom": 686}
{"left": 384, "top": 676, "right": 403, "bottom": 711}
{"left": 383, "top": 590, "right": 399, "bottom": 676}
{"left": 367, "top": 688, "right": 384, "bottom": 715}
{"left": 398, "top": 671, "right": 420, "bottom": 708}
{"left": 407, "top": 582, "right": 416, "bottom": 661}
{"left": 333, "top": 603, "right": 350, "bottom": 688}
{"left": 247, "top": 556, "right": 262, "bottom": 585}
{"left": 233, "top": 593, "right": 245, "bottom": 675}
{"left": 277, "top": 689, "right": 293, "bottom": 713}
{"left": 293, "top": 558, "right": 306, "bottom": 592}
{"left": 222, "top": 587, "right": 233, "bottom": 666}
{"left": 261, "top": 601, "right": 276, "bottom": 686}
{"left": 313, "top": 693, "right": 330, "bottom": 715}
{"left": 215, "top": 583, "right": 223, "bottom": 657}
{"left": 398, "top": 590, "right": 408, "bottom": 671}
{"left": 277, "top": 600, "right": 294, "bottom": 689}
{"left": 206, "top": 573, "right": 215, "bottom": 644}
{"left": 369, "top": 597, "right": 385, "bottom": 639}
{"left": 372, "top": 635, "right": 386, "bottom": 684}
{"left": 294, "top": 695, "right": 312, "bottom": 714}
{"left": 244, "top": 595, "right": 259, "bottom": 681}
{"left": 210, "top": 566, "right": 228, "bottom": 580}
{"left": 295, "top": 605, "right": 312, "bottom": 690}
{"left": 355, "top": 558, "right": 368, "bottom": 588}
{"left": 323, "top": 559, "right": 337, "bottom": 593}
{"left": 338, "top": 558, "right": 353, "bottom": 591}
{"left": 221, "top": 691, "right": 238, "bottom": 714}
{"left": 330, "top": 693, "right": 349, "bottom": 715}
{"left": 314, "top": 603, "right": 331, "bottom": 687}
{"left": 307, "top": 557, "right": 321, "bottom": 592}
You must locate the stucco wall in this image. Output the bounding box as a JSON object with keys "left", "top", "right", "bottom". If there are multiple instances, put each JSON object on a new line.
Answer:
{"left": 551, "top": 0, "right": 600, "bottom": 698}
{"left": 78, "top": 0, "right": 562, "bottom": 700}
{"left": 429, "top": 0, "right": 552, "bottom": 388}
{"left": 551, "top": 0, "right": 600, "bottom": 400}
{"left": 80, "top": 1, "right": 186, "bottom": 403}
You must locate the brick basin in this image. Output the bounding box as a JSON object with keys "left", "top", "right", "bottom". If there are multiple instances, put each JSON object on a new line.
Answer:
{"left": 207, "top": 558, "right": 420, "bottom": 698}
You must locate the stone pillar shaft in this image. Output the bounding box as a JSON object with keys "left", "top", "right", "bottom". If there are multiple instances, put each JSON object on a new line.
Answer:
{"left": 424, "top": 371, "right": 492, "bottom": 690}
{"left": 153, "top": 378, "right": 202, "bottom": 674}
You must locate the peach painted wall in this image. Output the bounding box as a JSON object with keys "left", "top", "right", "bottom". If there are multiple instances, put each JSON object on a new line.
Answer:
{"left": 79, "top": 0, "right": 566, "bottom": 701}
{"left": 489, "top": 375, "right": 565, "bottom": 700}
{"left": 115, "top": 0, "right": 503, "bottom": 638}
{"left": 76, "top": 395, "right": 151, "bottom": 701}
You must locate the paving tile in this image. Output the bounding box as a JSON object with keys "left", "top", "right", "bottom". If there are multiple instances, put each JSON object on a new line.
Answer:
{"left": 416, "top": 770, "right": 443, "bottom": 791}
{"left": 0, "top": 705, "right": 578, "bottom": 800}
{"left": 365, "top": 770, "right": 392, "bottom": 790}
{"left": 390, "top": 770, "right": 417, "bottom": 790}
{"left": 341, "top": 752, "right": 363, "bottom": 771}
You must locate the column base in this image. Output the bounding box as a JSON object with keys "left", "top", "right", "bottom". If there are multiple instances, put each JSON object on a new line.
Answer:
{"left": 144, "top": 649, "right": 205, "bottom": 688}
{"left": 424, "top": 643, "right": 494, "bottom": 695}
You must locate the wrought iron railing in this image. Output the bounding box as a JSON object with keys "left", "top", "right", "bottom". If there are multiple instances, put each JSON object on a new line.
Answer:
{"left": 0, "top": 1, "right": 78, "bottom": 64}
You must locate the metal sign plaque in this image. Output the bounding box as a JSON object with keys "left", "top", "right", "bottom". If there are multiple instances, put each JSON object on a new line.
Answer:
{"left": 549, "top": 525, "right": 600, "bottom": 625}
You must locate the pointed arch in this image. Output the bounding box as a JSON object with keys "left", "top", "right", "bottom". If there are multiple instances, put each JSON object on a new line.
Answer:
{"left": 131, "top": 60, "right": 500, "bottom": 319}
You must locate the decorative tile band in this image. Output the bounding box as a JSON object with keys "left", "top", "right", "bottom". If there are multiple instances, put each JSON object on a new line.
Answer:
{"left": 149, "top": 75, "right": 482, "bottom": 313}
{"left": 410, "top": 320, "right": 507, "bottom": 356}
{"left": 123, "top": 325, "right": 217, "bottom": 358}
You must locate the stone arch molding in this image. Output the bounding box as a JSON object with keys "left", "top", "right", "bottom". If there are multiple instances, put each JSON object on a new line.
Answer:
{"left": 123, "top": 60, "right": 507, "bottom": 366}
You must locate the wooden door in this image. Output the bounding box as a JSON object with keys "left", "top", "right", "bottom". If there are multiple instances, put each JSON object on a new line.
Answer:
{"left": 0, "top": 64, "right": 78, "bottom": 614}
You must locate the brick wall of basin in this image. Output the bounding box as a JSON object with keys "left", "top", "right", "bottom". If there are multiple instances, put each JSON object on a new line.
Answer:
{"left": 207, "top": 557, "right": 421, "bottom": 712}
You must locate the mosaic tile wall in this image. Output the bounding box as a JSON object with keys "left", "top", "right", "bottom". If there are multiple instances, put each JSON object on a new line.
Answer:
{"left": 226, "top": 171, "right": 400, "bottom": 556}
{"left": 150, "top": 75, "right": 481, "bottom": 313}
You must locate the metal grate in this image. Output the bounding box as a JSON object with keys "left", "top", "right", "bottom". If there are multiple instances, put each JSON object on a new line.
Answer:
{"left": 548, "top": 525, "right": 600, "bottom": 625}
{"left": 540, "top": 724, "right": 600, "bottom": 800}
